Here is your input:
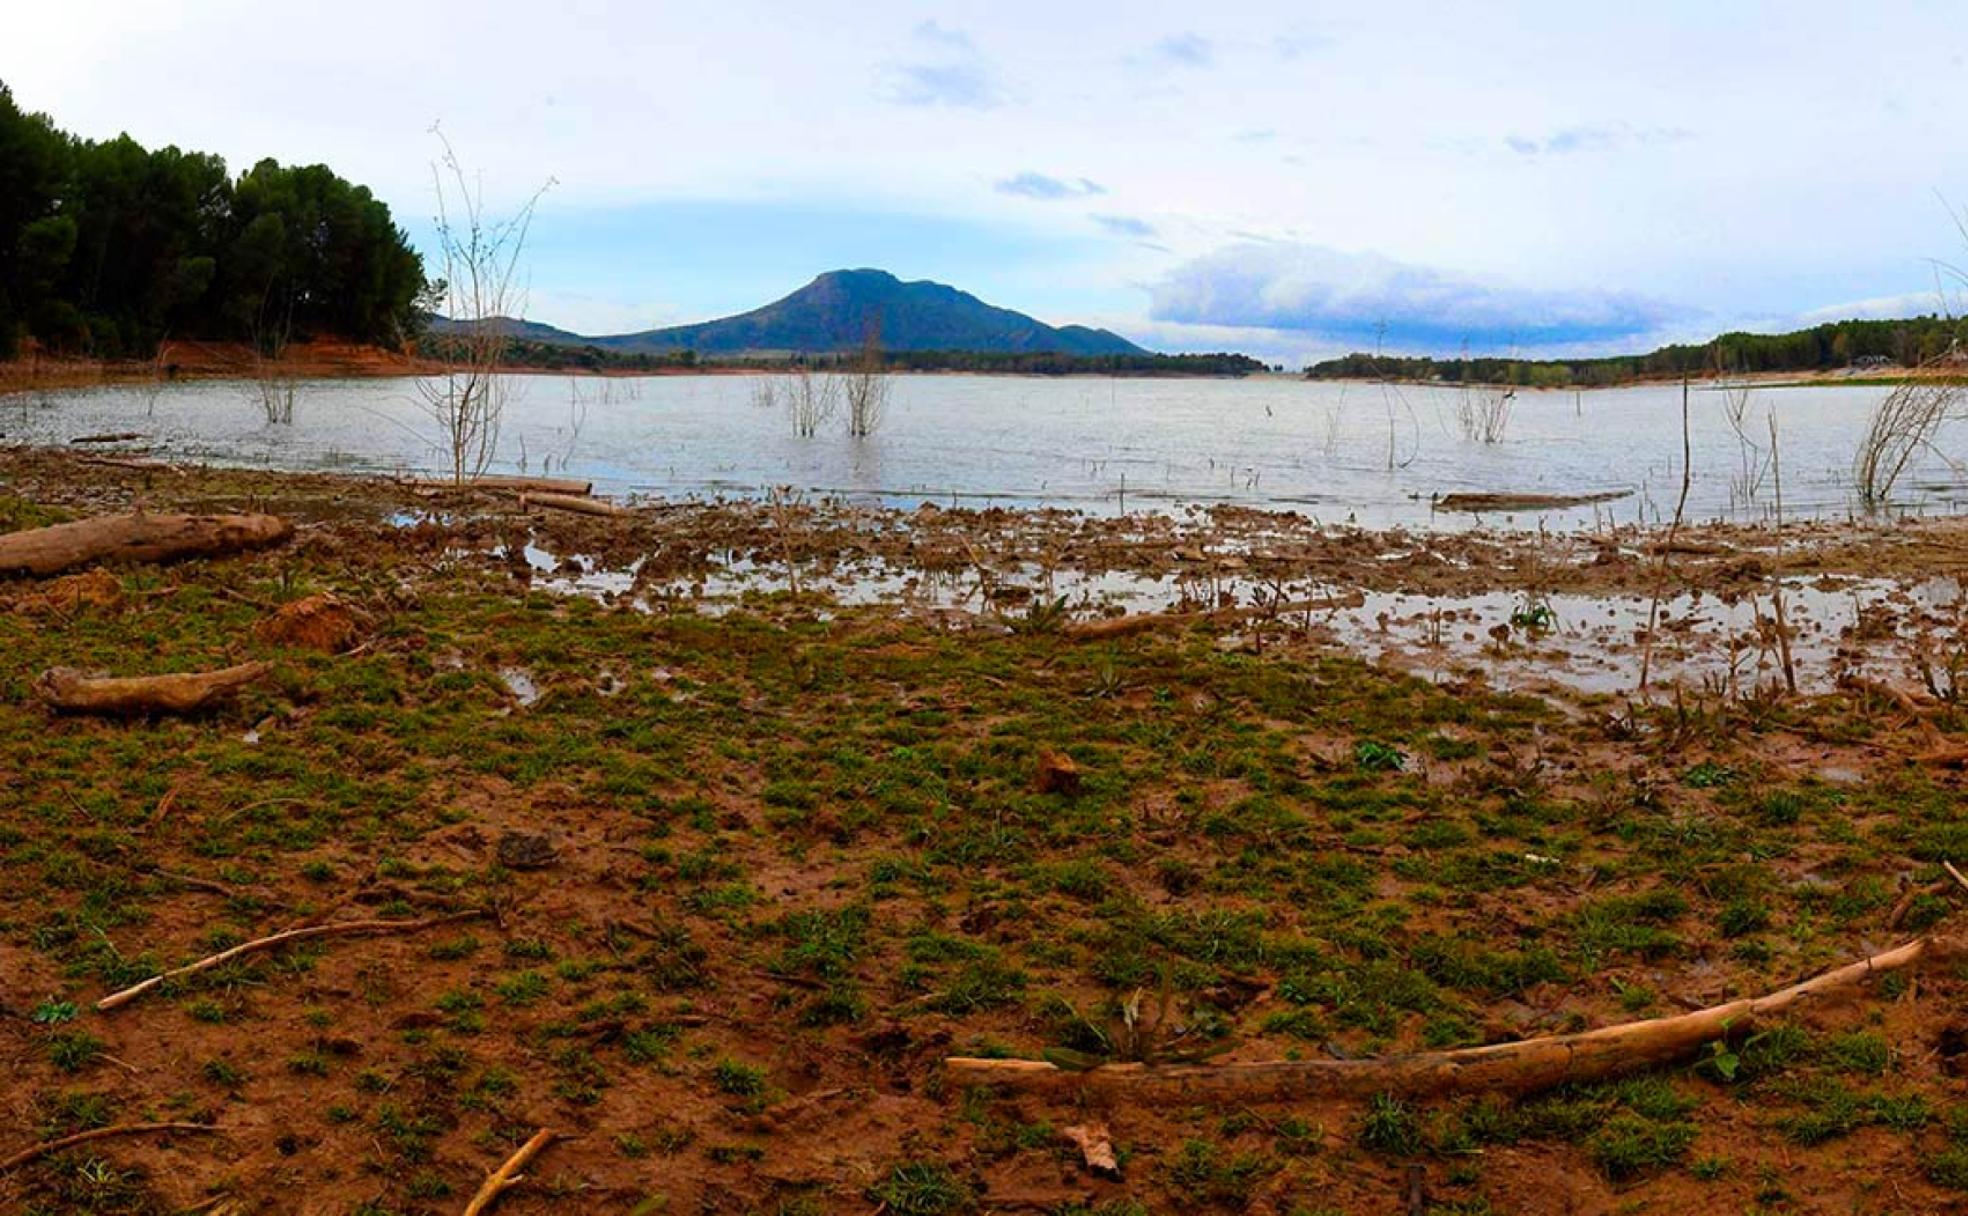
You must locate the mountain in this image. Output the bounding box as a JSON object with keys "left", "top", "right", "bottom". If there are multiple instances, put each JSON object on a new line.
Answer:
{"left": 462, "top": 270, "right": 1149, "bottom": 358}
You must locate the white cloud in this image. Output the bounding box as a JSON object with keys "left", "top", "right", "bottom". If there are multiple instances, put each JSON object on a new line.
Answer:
{"left": 1150, "top": 243, "right": 1690, "bottom": 350}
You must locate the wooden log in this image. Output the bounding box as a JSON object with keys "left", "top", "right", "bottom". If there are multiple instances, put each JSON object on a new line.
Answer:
{"left": 70, "top": 431, "right": 145, "bottom": 445}
{"left": 406, "top": 474, "right": 593, "bottom": 496}
{"left": 1060, "top": 593, "right": 1364, "bottom": 642}
{"left": 35, "top": 662, "right": 270, "bottom": 716}
{"left": 0, "top": 1122, "right": 222, "bottom": 1173}
{"left": 96, "top": 910, "right": 485, "bottom": 1011}
{"left": 0, "top": 513, "right": 292, "bottom": 577}
{"left": 1434, "top": 490, "right": 1632, "bottom": 513}
{"left": 519, "top": 491, "right": 625, "bottom": 518}
{"left": 946, "top": 934, "right": 1950, "bottom": 1101}
{"left": 463, "top": 1128, "right": 557, "bottom": 1216}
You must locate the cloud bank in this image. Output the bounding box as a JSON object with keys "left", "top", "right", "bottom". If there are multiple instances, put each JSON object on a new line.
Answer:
{"left": 1150, "top": 243, "right": 1689, "bottom": 350}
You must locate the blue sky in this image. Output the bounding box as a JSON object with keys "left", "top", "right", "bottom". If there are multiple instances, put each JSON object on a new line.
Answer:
{"left": 12, "top": 0, "right": 1968, "bottom": 364}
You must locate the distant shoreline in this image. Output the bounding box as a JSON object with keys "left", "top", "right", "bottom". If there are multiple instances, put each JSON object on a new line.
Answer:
{"left": 5, "top": 342, "right": 1952, "bottom": 398}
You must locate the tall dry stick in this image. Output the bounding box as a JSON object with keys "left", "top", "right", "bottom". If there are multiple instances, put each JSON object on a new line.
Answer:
{"left": 1767, "top": 410, "right": 1797, "bottom": 694}
{"left": 1638, "top": 379, "right": 1693, "bottom": 691}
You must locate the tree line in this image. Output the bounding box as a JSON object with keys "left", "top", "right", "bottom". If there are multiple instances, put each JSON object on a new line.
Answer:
{"left": 1306, "top": 315, "right": 1968, "bottom": 386}
{"left": 0, "top": 81, "right": 424, "bottom": 361}
{"left": 487, "top": 341, "right": 1270, "bottom": 377}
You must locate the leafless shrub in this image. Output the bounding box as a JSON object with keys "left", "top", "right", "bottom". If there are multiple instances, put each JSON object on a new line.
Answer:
{"left": 416, "top": 125, "right": 553, "bottom": 483}
{"left": 1714, "top": 358, "right": 1768, "bottom": 511}
{"left": 1455, "top": 380, "right": 1514, "bottom": 443}
{"left": 772, "top": 365, "right": 839, "bottom": 438}
{"left": 842, "top": 324, "right": 890, "bottom": 439}
{"left": 248, "top": 299, "right": 296, "bottom": 425}
{"left": 1853, "top": 356, "right": 1962, "bottom": 510}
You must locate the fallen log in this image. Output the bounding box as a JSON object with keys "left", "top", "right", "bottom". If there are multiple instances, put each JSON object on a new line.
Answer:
{"left": 519, "top": 491, "right": 625, "bottom": 518}
{"left": 0, "top": 1122, "right": 222, "bottom": 1173}
{"left": 1060, "top": 593, "right": 1364, "bottom": 642}
{"left": 1434, "top": 490, "right": 1632, "bottom": 513}
{"left": 0, "top": 513, "right": 292, "bottom": 577}
{"left": 96, "top": 910, "right": 484, "bottom": 1011}
{"left": 74, "top": 455, "right": 183, "bottom": 474}
{"left": 70, "top": 431, "right": 145, "bottom": 445}
{"left": 406, "top": 474, "right": 593, "bottom": 496}
{"left": 35, "top": 662, "right": 270, "bottom": 716}
{"left": 463, "top": 1128, "right": 557, "bottom": 1216}
{"left": 946, "top": 934, "right": 1951, "bottom": 1101}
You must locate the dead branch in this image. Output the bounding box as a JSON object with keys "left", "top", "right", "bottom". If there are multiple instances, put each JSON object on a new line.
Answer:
{"left": 946, "top": 934, "right": 1952, "bottom": 1100}
{"left": 406, "top": 474, "right": 592, "bottom": 496}
{"left": 96, "top": 910, "right": 486, "bottom": 1011}
{"left": 519, "top": 491, "right": 624, "bottom": 518}
{"left": 0, "top": 513, "right": 292, "bottom": 577}
{"left": 35, "top": 662, "right": 270, "bottom": 716}
{"left": 0, "top": 1122, "right": 221, "bottom": 1173}
{"left": 1060, "top": 594, "right": 1364, "bottom": 642}
{"left": 463, "top": 1127, "right": 557, "bottom": 1216}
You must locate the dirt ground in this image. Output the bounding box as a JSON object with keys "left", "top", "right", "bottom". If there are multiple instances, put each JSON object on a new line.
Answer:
{"left": 3, "top": 450, "right": 1968, "bottom": 1216}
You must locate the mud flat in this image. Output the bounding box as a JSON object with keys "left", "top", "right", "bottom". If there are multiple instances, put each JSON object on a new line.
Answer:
{"left": 4, "top": 447, "right": 1968, "bottom": 1214}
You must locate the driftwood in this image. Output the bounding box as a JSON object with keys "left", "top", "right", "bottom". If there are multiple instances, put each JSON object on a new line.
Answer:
{"left": 1061, "top": 593, "right": 1364, "bottom": 642}
{"left": 35, "top": 662, "right": 270, "bottom": 716}
{"left": 70, "top": 432, "right": 145, "bottom": 445}
{"left": 519, "top": 491, "right": 625, "bottom": 518}
{"left": 463, "top": 1128, "right": 557, "bottom": 1216}
{"left": 408, "top": 474, "right": 593, "bottom": 496}
{"left": 0, "top": 513, "right": 292, "bottom": 577}
{"left": 0, "top": 1122, "right": 221, "bottom": 1173}
{"left": 96, "top": 911, "right": 485, "bottom": 1011}
{"left": 946, "top": 934, "right": 1951, "bottom": 1101}
{"left": 1434, "top": 490, "right": 1632, "bottom": 513}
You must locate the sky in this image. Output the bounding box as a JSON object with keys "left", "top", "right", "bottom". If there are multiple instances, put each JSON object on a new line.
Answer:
{"left": 9, "top": 0, "right": 1968, "bottom": 365}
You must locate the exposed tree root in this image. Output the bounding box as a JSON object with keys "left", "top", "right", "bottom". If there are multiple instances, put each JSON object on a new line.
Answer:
{"left": 1061, "top": 594, "right": 1364, "bottom": 642}
{"left": 96, "top": 911, "right": 486, "bottom": 1011}
{"left": 0, "top": 1122, "right": 222, "bottom": 1173}
{"left": 0, "top": 512, "right": 292, "bottom": 577}
{"left": 462, "top": 1128, "right": 557, "bottom": 1216}
{"left": 35, "top": 662, "right": 270, "bottom": 716}
{"left": 946, "top": 934, "right": 1953, "bottom": 1100}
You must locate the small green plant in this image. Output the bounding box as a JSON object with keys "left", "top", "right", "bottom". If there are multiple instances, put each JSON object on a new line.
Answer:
{"left": 1358, "top": 1092, "right": 1421, "bottom": 1155}
{"left": 865, "top": 1160, "right": 975, "bottom": 1215}
{"left": 30, "top": 998, "right": 78, "bottom": 1024}
{"left": 1354, "top": 740, "right": 1406, "bottom": 772}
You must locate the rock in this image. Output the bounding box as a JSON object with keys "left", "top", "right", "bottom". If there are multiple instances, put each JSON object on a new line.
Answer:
{"left": 1062, "top": 1124, "right": 1120, "bottom": 1179}
{"left": 254, "top": 593, "right": 366, "bottom": 653}
{"left": 496, "top": 830, "right": 558, "bottom": 870}
{"left": 1034, "top": 749, "right": 1082, "bottom": 796}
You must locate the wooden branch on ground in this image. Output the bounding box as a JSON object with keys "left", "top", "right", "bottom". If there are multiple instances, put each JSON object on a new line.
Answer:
{"left": 1060, "top": 593, "right": 1364, "bottom": 642}
{"left": 406, "top": 474, "right": 593, "bottom": 496}
{"left": 462, "top": 1128, "right": 557, "bottom": 1216}
{"left": 0, "top": 513, "right": 292, "bottom": 577}
{"left": 519, "top": 491, "right": 624, "bottom": 518}
{"left": 96, "top": 910, "right": 486, "bottom": 1012}
{"left": 74, "top": 455, "right": 184, "bottom": 474}
{"left": 0, "top": 1122, "right": 221, "bottom": 1173}
{"left": 946, "top": 934, "right": 1952, "bottom": 1101}
{"left": 35, "top": 662, "right": 270, "bottom": 716}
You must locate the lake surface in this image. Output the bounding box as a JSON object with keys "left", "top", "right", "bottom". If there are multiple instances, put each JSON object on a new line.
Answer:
{"left": 6, "top": 372, "right": 1965, "bottom": 531}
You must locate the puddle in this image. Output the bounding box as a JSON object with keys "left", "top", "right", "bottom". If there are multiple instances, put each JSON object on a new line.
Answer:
{"left": 484, "top": 533, "right": 1962, "bottom": 699}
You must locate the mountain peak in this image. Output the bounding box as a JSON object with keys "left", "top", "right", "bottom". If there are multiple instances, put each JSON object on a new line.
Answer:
{"left": 555, "top": 270, "right": 1147, "bottom": 358}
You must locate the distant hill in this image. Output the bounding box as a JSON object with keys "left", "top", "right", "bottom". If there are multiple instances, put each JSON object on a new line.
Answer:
{"left": 447, "top": 269, "right": 1148, "bottom": 358}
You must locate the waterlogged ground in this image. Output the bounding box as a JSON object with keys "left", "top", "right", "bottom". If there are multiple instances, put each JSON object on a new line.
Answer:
{"left": 3, "top": 452, "right": 1968, "bottom": 1215}
{"left": 7, "top": 370, "right": 1968, "bottom": 528}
